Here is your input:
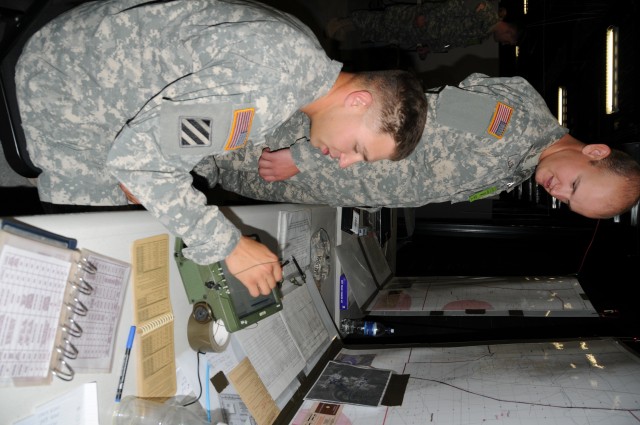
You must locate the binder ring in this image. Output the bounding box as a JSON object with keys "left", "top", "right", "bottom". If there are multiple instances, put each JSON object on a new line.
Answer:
{"left": 65, "top": 298, "right": 89, "bottom": 316}
{"left": 60, "top": 319, "right": 83, "bottom": 338}
{"left": 71, "top": 276, "right": 94, "bottom": 295}
{"left": 52, "top": 359, "right": 75, "bottom": 381}
{"left": 56, "top": 338, "right": 79, "bottom": 360}
{"left": 77, "top": 257, "right": 97, "bottom": 274}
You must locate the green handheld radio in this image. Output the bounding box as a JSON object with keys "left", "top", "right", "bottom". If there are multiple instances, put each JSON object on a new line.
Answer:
{"left": 174, "top": 238, "right": 282, "bottom": 351}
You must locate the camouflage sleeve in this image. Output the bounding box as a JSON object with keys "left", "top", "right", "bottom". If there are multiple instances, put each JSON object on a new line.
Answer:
{"left": 277, "top": 140, "right": 424, "bottom": 207}
{"left": 212, "top": 110, "right": 311, "bottom": 174}
{"left": 216, "top": 121, "right": 413, "bottom": 207}
{"left": 350, "top": 5, "right": 420, "bottom": 46}
{"left": 216, "top": 100, "right": 428, "bottom": 208}
{"left": 107, "top": 121, "right": 241, "bottom": 266}
{"left": 475, "top": 2, "right": 501, "bottom": 30}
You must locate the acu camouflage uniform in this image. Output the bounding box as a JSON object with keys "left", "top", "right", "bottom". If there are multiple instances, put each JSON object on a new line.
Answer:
{"left": 208, "top": 73, "right": 568, "bottom": 208}
{"left": 350, "top": 0, "right": 500, "bottom": 52}
{"left": 16, "top": 0, "right": 341, "bottom": 265}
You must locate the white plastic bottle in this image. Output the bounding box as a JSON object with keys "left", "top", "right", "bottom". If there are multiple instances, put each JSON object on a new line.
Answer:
{"left": 340, "top": 318, "right": 395, "bottom": 337}
{"left": 112, "top": 396, "right": 210, "bottom": 425}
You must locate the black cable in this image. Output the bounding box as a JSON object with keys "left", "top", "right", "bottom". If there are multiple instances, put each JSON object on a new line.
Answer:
{"left": 410, "top": 376, "right": 640, "bottom": 412}
{"left": 182, "top": 350, "right": 205, "bottom": 407}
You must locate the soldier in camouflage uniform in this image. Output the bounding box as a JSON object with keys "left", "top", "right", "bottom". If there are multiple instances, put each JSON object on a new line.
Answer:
{"left": 15, "top": 0, "right": 427, "bottom": 297}
{"left": 327, "top": 0, "right": 519, "bottom": 57}
{"left": 210, "top": 73, "right": 640, "bottom": 219}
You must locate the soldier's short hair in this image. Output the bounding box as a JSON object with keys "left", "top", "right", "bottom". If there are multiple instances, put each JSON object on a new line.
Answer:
{"left": 592, "top": 148, "right": 640, "bottom": 216}
{"left": 354, "top": 70, "right": 428, "bottom": 161}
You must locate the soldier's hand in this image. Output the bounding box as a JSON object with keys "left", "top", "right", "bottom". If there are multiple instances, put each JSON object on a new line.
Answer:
{"left": 258, "top": 148, "right": 300, "bottom": 182}
{"left": 225, "top": 236, "right": 282, "bottom": 297}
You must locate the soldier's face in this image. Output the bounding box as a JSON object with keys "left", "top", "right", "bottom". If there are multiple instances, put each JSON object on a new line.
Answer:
{"left": 535, "top": 150, "right": 623, "bottom": 218}
{"left": 309, "top": 110, "right": 396, "bottom": 168}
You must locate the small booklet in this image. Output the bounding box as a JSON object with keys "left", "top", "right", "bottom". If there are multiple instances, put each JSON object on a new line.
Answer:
{"left": 131, "top": 234, "right": 177, "bottom": 398}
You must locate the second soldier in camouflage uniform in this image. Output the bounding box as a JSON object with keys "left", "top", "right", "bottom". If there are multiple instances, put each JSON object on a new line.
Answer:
{"left": 328, "top": 0, "right": 518, "bottom": 56}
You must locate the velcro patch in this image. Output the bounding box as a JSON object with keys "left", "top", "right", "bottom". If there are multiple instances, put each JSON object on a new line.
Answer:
{"left": 224, "top": 108, "right": 254, "bottom": 151}
{"left": 487, "top": 102, "right": 513, "bottom": 138}
{"left": 469, "top": 186, "right": 498, "bottom": 202}
{"left": 180, "top": 117, "right": 212, "bottom": 147}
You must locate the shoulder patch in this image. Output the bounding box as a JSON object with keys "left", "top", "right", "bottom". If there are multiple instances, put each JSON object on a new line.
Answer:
{"left": 225, "top": 108, "right": 255, "bottom": 151}
{"left": 159, "top": 99, "right": 234, "bottom": 157}
{"left": 180, "top": 117, "right": 212, "bottom": 148}
{"left": 487, "top": 102, "right": 513, "bottom": 138}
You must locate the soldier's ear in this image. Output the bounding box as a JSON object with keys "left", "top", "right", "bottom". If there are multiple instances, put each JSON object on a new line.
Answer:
{"left": 582, "top": 144, "right": 611, "bottom": 160}
{"left": 345, "top": 90, "right": 373, "bottom": 108}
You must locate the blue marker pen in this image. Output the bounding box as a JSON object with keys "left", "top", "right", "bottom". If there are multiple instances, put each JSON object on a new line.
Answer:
{"left": 115, "top": 326, "right": 136, "bottom": 402}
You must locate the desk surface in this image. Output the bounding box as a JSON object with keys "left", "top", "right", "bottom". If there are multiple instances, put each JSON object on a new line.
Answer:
{"left": 4, "top": 208, "right": 640, "bottom": 425}
{"left": 0, "top": 205, "right": 339, "bottom": 425}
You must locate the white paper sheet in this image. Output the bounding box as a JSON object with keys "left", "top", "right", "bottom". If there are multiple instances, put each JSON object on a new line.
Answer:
{"left": 278, "top": 209, "right": 311, "bottom": 280}
{"left": 234, "top": 313, "right": 306, "bottom": 399}
{"left": 13, "top": 382, "right": 99, "bottom": 425}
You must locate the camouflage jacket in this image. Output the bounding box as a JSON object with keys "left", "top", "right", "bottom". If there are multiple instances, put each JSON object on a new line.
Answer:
{"left": 350, "top": 0, "right": 500, "bottom": 51}
{"left": 212, "top": 73, "right": 568, "bottom": 207}
{"left": 16, "top": 0, "right": 341, "bottom": 265}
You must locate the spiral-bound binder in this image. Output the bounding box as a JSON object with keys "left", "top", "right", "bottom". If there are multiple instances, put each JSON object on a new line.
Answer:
{"left": 0, "top": 220, "right": 128, "bottom": 386}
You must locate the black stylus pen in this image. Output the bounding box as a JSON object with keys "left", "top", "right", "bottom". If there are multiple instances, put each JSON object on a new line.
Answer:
{"left": 291, "top": 256, "right": 306, "bottom": 283}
